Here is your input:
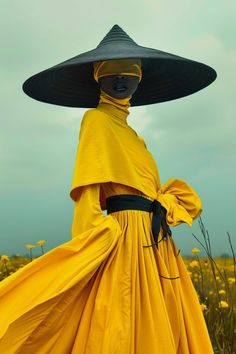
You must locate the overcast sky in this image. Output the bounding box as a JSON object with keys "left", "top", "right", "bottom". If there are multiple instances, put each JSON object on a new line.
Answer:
{"left": 1, "top": 0, "right": 235, "bottom": 257}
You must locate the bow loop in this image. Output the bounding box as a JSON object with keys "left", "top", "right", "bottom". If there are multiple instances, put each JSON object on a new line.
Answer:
{"left": 157, "top": 178, "right": 202, "bottom": 227}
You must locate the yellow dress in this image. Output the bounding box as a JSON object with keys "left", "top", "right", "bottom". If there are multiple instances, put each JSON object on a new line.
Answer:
{"left": 0, "top": 100, "right": 213, "bottom": 353}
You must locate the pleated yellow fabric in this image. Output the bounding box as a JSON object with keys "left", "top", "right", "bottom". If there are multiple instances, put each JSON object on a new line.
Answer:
{"left": 0, "top": 94, "right": 213, "bottom": 353}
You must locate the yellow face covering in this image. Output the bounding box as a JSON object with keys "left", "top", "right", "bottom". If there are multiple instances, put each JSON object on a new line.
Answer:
{"left": 93, "top": 59, "right": 142, "bottom": 83}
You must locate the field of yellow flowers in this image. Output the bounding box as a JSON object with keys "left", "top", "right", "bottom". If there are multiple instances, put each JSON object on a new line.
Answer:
{"left": 0, "top": 219, "right": 235, "bottom": 354}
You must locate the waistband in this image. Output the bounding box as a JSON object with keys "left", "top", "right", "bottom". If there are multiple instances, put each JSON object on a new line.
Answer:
{"left": 106, "top": 194, "right": 172, "bottom": 248}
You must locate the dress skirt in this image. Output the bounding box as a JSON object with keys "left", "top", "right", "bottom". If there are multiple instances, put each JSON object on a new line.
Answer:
{"left": 0, "top": 183, "right": 213, "bottom": 354}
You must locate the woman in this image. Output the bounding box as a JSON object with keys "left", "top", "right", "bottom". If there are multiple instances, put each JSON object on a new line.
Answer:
{"left": 0, "top": 25, "right": 216, "bottom": 353}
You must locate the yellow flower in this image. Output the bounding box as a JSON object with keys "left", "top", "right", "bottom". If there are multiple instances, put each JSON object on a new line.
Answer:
{"left": 200, "top": 303, "right": 207, "bottom": 312}
{"left": 25, "top": 244, "right": 36, "bottom": 249}
{"left": 219, "top": 300, "right": 229, "bottom": 308}
{"left": 1, "top": 255, "right": 10, "bottom": 262}
{"left": 208, "top": 291, "right": 214, "bottom": 295}
{"left": 219, "top": 289, "right": 226, "bottom": 295}
{"left": 191, "top": 247, "right": 201, "bottom": 255}
{"left": 189, "top": 260, "right": 199, "bottom": 268}
{"left": 37, "top": 240, "right": 46, "bottom": 246}
{"left": 228, "top": 277, "right": 235, "bottom": 285}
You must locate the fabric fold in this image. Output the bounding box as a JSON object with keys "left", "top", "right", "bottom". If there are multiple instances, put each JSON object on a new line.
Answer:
{"left": 157, "top": 178, "right": 202, "bottom": 227}
{"left": 0, "top": 215, "right": 122, "bottom": 342}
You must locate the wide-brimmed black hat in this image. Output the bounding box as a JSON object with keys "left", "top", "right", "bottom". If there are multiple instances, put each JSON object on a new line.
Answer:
{"left": 22, "top": 25, "right": 217, "bottom": 107}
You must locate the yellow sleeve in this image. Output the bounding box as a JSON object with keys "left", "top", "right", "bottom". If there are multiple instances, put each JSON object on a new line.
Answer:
{"left": 71, "top": 183, "right": 105, "bottom": 238}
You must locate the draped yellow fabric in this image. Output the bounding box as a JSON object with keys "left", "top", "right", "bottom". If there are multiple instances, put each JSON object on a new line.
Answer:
{"left": 0, "top": 92, "right": 213, "bottom": 353}
{"left": 70, "top": 96, "right": 161, "bottom": 207}
{"left": 70, "top": 92, "right": 202, "bottom": 227}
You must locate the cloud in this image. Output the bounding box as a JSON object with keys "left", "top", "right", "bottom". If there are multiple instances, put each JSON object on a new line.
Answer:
{"left": 186, "top": 34, "right": 223, "bottom": 56}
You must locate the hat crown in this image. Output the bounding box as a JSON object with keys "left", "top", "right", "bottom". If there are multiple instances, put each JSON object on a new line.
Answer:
{"left": 96, "top": 24, "right": 138, "bottom": 48}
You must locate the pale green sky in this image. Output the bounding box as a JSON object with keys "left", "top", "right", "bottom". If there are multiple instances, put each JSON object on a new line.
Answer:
{"left": 0, "top": 0, "right": 235, "bottom": 256}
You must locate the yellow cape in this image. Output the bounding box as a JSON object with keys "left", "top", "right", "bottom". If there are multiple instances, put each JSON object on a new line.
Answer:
{"left": 70, "top": 101, "right": 202, "bottom": 226}
{"left": 70, "top": 103, "right": 160, "bottom": 208}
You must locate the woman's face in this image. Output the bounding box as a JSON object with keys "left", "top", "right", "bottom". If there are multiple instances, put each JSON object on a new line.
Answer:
{"left": 99, "top": 75, "right": 140, "bottom": 99}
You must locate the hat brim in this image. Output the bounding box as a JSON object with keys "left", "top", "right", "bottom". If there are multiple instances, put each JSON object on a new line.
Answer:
{"left": 23, "top": 39, "right": 217, "bottom": 107}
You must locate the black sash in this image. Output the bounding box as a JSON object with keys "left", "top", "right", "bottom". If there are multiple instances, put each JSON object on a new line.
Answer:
{"left": 106, "top": 194, "right": 172, "bottom": 248}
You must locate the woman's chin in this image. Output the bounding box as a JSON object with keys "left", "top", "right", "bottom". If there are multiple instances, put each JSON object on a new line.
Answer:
{"left": 110, "top": 90, "right": 131, "bottom": 99}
